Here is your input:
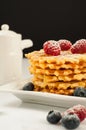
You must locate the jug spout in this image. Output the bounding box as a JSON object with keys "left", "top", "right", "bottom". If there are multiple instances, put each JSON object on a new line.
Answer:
{"left": 21, "top": 39, "right": 33, "bottom": 50}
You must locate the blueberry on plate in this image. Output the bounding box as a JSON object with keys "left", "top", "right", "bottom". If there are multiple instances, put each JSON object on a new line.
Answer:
{"left": 61, "top": 114, "right": 80, "bottom": 129}
{"left": 47, "top": 110, "right": 62, "bottom": 124}
{"left": 73, "top": 87, "right": 86, "bottom": 97}
{"left": 22, "top": 82, "right": 34, "bottom": 91}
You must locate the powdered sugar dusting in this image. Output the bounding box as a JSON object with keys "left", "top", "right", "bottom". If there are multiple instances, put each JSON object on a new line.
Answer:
{"left": 46, "top": 40, "right": 60, "bottom": 49}
{"left": 71, "top": 39, "right": 86, "bottom": 54}
{"left": 58, "top": 39, "right": 72, "bottom": 50}
{"left": 43, "top": 40, "right": 61, "bottom": 56}
{"left": 64, "top": 104, "right": 86, "bottom": 122}
{"left": 76, "top": 39, "right": 86, "bottom": 44}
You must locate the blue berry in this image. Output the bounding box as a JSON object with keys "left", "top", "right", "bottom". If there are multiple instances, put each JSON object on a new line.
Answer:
{"left": 22, "top": 82, "right": 34, "bottom": 91}
{"left": 47, "top": 110, "right": 62, "bottom": 124}
{"left": 73, "top": 87, "right": 86, "bottom": 97}
{"left": 62, "top": 114, "right": 80, "bottom": 129}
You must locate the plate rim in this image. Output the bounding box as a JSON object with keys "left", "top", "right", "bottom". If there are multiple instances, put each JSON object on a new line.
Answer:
{"left": 0, "top": 78, "right": 86, "bottom": 108}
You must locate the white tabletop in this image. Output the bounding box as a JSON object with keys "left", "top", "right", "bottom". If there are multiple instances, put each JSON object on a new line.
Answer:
{"left": 0, "top": 58, "right": 86, "bottom": 130}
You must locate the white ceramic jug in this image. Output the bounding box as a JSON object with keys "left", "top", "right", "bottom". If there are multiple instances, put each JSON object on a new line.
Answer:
{"left": 0, "top": 24, "right": 33, "bottom": 85}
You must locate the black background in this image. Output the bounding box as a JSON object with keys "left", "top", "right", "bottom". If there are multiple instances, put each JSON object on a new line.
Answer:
{"left": 0, "top": 0, "right": 86, "bottom": 55}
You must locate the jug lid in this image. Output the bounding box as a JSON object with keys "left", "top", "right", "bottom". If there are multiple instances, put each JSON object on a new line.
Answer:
{"left": 0, "top": 24, "right": 20, "bottom": 37}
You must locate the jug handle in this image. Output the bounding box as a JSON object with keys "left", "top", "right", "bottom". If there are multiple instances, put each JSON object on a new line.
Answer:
{"left": 21, "top": 39, "right": 33, "bottom": 50}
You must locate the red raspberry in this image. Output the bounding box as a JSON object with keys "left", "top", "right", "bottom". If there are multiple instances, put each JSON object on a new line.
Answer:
{"left": 71, "top": 39, "right": 86, "bottom": 54}
{"left": 64, "top": 104, "right": 86, "bottom": 122}
{"left": 43, "top": 40, "right": 61, "bottom": 56}
{"left": 58, "top": 39, "right": 72, "bottom": 51}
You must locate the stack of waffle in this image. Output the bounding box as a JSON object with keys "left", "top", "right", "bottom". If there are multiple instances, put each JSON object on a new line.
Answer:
{"left": 25, "top": 49, "right": 86, "bottom": 95}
